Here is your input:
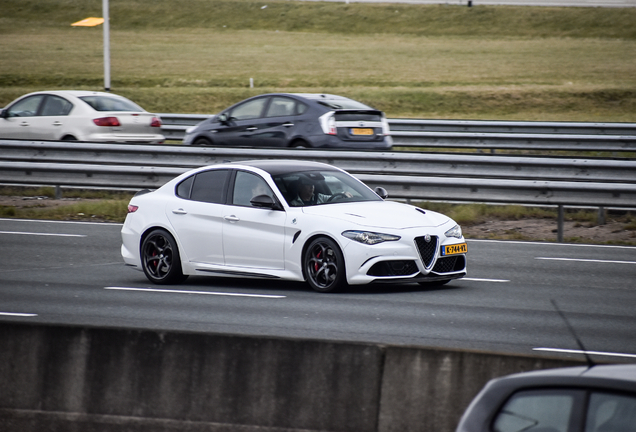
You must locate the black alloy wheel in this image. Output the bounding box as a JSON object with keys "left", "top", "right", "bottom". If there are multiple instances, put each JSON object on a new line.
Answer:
{"left": 304, "top": 237, "right": 346, "bottom": 293}
{"left": 141, "top": 229, "right": 188, "bottom": 284}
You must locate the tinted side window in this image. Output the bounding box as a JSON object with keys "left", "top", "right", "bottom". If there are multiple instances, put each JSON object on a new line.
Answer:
{"left": 7, "top": 95, "right": 44, "bottom": 117}
{"left": 493, "top": 389, "right": 579, "bottom": 432}
{"left": 265, "top": 97, "right": 296, "bottom": 118}
{"left": 41, "top": 96, "right": 73, "bottom": 116}
{"left": 189, "top": 170, "right": 229, "bottom": 204}
{"left": 296, "top": 101, "right": 308, "bottom": 115}
{"left": 229, "top": 97, "right": 267, "bottom": 121}
{"left": 176, "top": 176, "right": 194, "bottom": 199}
{"left": 232, "top": 171, "right": 274, "bottom": 207}
{"left": 585, "top": 392, "right": 636, "bottom": 432}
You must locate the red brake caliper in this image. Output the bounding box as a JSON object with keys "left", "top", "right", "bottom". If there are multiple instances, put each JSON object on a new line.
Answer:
{"left": 314, "top": 250, "right": 321, "bottom": 272}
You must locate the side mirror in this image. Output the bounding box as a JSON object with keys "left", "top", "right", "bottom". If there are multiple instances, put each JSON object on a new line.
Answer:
{"left": 217, "top": 113, "right": 229, "bottom": 124}
{"left": 0, "top": 108, "right": 7, "bottom": 119}
{"left": 374, "top": 187, "right": 388, "bottom": 199}
{"left": 250, "top": 194, "right": 282, "bottom": 210}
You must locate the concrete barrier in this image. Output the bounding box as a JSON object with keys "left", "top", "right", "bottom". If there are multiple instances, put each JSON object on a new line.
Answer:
{"left": 0, "top": 322, "right": 584, "bottom": 432}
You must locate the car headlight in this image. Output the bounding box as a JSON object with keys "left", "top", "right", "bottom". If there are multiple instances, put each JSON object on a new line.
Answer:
{"left": 445, "top": 224, "right": 463, "bottom": 239}
{"left": 342, "top": 230, "right": 400, "bottom": 245}
{"left": 185, "top": 126, "right": 197, "bottom": 135}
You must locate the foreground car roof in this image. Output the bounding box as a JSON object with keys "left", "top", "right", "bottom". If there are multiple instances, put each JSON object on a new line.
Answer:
{"left": 230, "top": 159, "right": 342, "bottom": 176}
{"left": 495, "top": 364, "right": 636, "bottom": 389}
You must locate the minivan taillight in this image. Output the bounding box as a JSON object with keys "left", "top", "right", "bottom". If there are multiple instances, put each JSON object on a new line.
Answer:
{"left": 150, "top": 117, "right": 162, "bottom": 128}
{"left": 127, "top": 205, "right": 139, "bottom": 213}
{"left": 318, "top": 112, "right": 337, "bottom": 135}
{"left": 93, "top": 117, "right": 120, "bottom": 127}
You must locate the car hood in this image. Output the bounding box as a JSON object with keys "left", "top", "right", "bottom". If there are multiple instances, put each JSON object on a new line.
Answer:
{"left": 301, "top": 201, "right": 451, "bottom": 230}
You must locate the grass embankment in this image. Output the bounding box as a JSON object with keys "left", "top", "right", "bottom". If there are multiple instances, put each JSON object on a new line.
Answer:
{"left": 0, "top": 0, "right": 635, "bottom": 120}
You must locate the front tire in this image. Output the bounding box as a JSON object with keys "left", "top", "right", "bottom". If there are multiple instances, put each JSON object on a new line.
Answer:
{"left": 141, "top": 229, "right": 188, "bottom": 284}
{"left": 304, "top": 237, "right": 346, "bottom": 293}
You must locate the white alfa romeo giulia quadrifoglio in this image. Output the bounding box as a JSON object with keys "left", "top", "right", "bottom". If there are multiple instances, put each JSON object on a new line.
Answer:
{"left": 121, "top": 160, "right": 467, "bottom": 292}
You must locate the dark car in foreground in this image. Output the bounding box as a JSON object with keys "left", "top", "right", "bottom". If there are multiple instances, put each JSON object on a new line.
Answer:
{"left": 456, "top": 364, "right": 636, "bottom": 432}
{"left": 182, "top": 93, "right": 392, "bottom": 149}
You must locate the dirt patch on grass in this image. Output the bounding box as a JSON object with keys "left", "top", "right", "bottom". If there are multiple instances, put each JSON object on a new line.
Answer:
{"left": 0, "top": 195, "right": 89, "bottom": 209}
{"left": 463, "top": 218, "right": 636, "bottom": 245}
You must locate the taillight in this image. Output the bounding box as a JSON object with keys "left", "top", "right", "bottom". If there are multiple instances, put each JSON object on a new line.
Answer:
{"left": 381, "top": 116, "right": 391, "bottom": 136}
{"left": 93, "top": 117, "right": 120, "bottom": 127}
{"left": 318, "top": 112, "right": 337, "bottom": 135}
{"left": 150, "top": 117, "right": 162, "bottom": 128}
{"left": 127, "top": 205, "right": 139, "bottom": 213}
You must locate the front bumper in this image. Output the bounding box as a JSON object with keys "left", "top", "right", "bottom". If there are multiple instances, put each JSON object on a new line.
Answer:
{"left": 343, "top": 233, "right": 467, "bottom": 285}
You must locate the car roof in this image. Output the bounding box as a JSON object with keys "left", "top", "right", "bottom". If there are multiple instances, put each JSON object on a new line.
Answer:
{"left": 228, "top": 159, "right": 342, "bottom": 176}
{"left": 242, "top": 93, "right": 374, "bottom": 110}
{"left": 23, "top": 90, "right": 122, "bottom": 98}
{"left": 489, "top": 364, "right": 636, "bottom": 393}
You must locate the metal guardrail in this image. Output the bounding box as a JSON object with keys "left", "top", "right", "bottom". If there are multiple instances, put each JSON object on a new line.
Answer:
{"left": 2, "top": 140, "right": 636, "bottom": 184}
{"left": 158, "top": 113, "right": 636, "bottom": 152}
{"left": 2, "top": 139, "right": 636, "bottom": 241}
{"left": 2, "top": 160, "right": 635, "bottom": 209}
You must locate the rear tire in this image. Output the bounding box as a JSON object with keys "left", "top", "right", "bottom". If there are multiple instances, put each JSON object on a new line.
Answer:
{"left": 193, "top": 137, "right": 212, "bottom": 146}
{"left": 304, "top": 237, "right": 346, "bottom": 293}
{"left": 141, "top": 229, "right": 188, "bottom": 284}
{"left": 290, "top": 139, "right": 309, "bottom": 148}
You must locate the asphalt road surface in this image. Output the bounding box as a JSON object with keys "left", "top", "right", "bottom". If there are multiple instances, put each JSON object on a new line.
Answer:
{"left": 1, "top": 218, "right": 635, "bottom": 362}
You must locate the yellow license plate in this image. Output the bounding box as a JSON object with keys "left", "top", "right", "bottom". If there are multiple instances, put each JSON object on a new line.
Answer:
{"left": 350, "top": 128, "right": 374, "bottom": 136}
{"left": 442, "top": 243, "right": 467, "bottom": 256}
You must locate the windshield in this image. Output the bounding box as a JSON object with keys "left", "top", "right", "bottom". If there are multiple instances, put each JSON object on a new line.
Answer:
{"left": 272, "top": 170, "right": 382, "bottom": 207}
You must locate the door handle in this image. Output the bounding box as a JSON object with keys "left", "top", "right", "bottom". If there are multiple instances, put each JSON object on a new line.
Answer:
{"left": 245, "top": 127, "right": 257, "bottom": 131}
{"left": 20, "top": 122, "right": 29, "bottom": 127}
{"left": 282, "top": 122, "right": 294, "bottom": 127}
{"left": 172, "top": 208, "right": 187, "bottom": 215}
{"left": 52, "top": 121, "right": 63, "bottom": 126}
{"left": 224, "top": 215, "right": 240, "bottom": 222}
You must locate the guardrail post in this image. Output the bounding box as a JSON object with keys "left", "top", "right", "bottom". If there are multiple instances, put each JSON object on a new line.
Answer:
{"left": 55, "top": 185, "right": 62, "bottom": 200}
{"left": 597, "top": 206, "right": 606, "bottom": 225}
{"left": 557, "top": 205, "right": 564, "bottom": 243}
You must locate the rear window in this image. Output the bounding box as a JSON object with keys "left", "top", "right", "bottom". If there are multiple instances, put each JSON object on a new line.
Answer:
{"left": 334, "top": 112, "right": 382, "bottom": 121}
{"left": 318, "top": 99, "right": 373, "bottom": 110}
{"left": 79, "top": 95, "right": 143, "bottom": 112}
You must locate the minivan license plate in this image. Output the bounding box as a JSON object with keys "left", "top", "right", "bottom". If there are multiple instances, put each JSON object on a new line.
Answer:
{"left": 350, "top": 128, "right": 374, "bottom": 136}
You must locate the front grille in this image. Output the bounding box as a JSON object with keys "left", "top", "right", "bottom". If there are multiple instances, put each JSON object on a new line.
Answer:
{"left": 433, "top": 256, "right": 466, "bottom": 273}
{"left": 414, "top": 235, "right": 439, "bottom": 268}
{"left": 368, "top": 260, "right": 418, "bottom": 277}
